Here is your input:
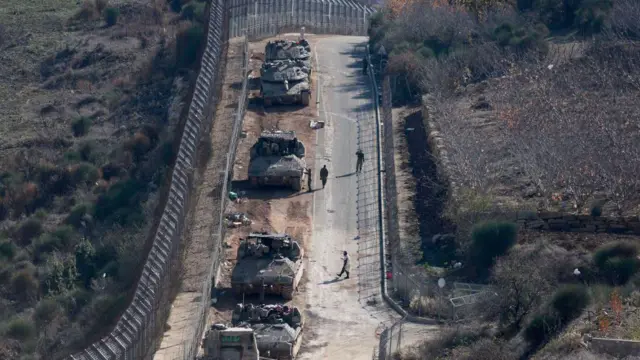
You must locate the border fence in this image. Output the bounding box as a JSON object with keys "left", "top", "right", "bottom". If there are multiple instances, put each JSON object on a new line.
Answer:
{"left": 227, "top": 0, "right": 375, "bottom": 39}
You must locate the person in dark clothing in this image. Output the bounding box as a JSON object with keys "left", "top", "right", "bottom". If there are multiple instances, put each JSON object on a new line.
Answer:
{"left": 319, "top": 165, "right": 329, "bottom": 189}
{"left": 289, "top": 138, "right": 297, "bottom": 155}
{"left": 306, "top": 168, "right": 312, "bottom": 192}
{"left": 337, "top": 251, "right": 350, "bottom": 279}
{"left": 355, "top": 149, "right": 365, "bottom": 173}
{"left": 362, "top": 57, "right": 368, "bottom": 75}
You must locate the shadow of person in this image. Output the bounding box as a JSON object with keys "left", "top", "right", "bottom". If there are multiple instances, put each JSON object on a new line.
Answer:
{"left": 319, "top": 278, "right": 343, "bottom": 285}
{"left": 336, "top": 172, "right": 356, "bottom": 178}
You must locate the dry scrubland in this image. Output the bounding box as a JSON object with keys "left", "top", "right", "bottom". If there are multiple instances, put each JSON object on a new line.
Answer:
{"left": 0, "top": 0, "right": 209, "bottom": 358}
{"left": 370, "top": 0, "right": 640, "bottom": 359}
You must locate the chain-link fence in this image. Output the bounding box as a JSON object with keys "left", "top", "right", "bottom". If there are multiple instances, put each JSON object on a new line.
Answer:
{"left": 227, "top": 0, "right": 375, "bottom": 39}
{"left": 68, "top": 1, "right": 227, "bottom": 359}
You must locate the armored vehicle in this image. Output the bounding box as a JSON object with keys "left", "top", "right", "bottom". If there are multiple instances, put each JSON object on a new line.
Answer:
{"left": 264, "top": 39, "right": 312, "bottom": 71}
{"left": 233, "top": 304, "right": 304, "bottom": 360}
{"left": 202, "top": 324, "right": 259, "bottom": 360}
{"left": 260, "top": 60, "right": 311, "bottom": 106}
{"left": 231, "top": 232, "right": 304, "bottom": 300}
{"left": 248, "top": 130, "right": 307, "bottom": 191}
{"left": 232, "top": 303, "right": 303, "bottom": 328}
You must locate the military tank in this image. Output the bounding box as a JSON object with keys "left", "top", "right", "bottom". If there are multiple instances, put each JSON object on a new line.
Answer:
{"left": 202, "top": 324, "right": 259, "bottom": 360}
{"left": 260, "top": 60, "right": 311, "bottom": 107}
{"left": 264, "top": 39, "right": 312, "bottom": 71}
{"left": 248, "top": 130, "right": 306, "bottom": 191}
{"left": 232, "top": 303, "right": 303, "bottom": 328}
{"left": 233, "top": 304, "right": 304, "bottom": 360}
{"left": 231, "top": 232, "right": 304, "bottom": 300}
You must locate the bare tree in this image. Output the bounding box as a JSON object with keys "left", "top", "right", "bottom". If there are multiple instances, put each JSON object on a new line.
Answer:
{"left": 481, "top": 247, "right": 555, "bottom": 335}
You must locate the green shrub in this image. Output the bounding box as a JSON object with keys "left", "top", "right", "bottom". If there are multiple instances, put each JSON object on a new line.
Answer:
{"left": 181, "top": 2, "right": 206, "bottom": 23}
{"left": 34, "top": 226, "right": 79, "bottom": 260}
{"left": 594, "top": 242, "right": 639, "bottom": 285}
{"left": 34, "top": 298, "right": 61, "bottom": 326}
{"left": 573, "top": 0, "right": 612, "bottom": 34}
{"left": 75, "top": 240, "right": 97, "bottom": 288}
{"left": 176, "top": 24, "right": 204, "bottom": 68}
{"left": 71, "top": 116, "right": 92, "bottom": 137}
{"left": 104, "top": 7, "right": 119, "bottom": 27}
{"left": 56, "top": 288, "right": 92, "bottom": 317}
{"left": 170, "top": 0, "right": 183, "bottom": 12}
{"left": 4, "top": 317, "right": 36, "bottom": 340}
{"left": 65, "top": 203, "right": 93, "bottom": 228}
{"left": 36, "top": 163, "right": 74, "bottom": 197}
{"left": 11, "top": 269, "right": 39, "bottom": 301}
{"left": 42, "top": 253, "right": 78, "bottom": 295}
{"left": 93, "top": 179, "right": 145, "bottom": 225}
{"left": 16, "top": 218, "right": 43, "bottom": 245}
{"left": 0, "top": 240, "right": 16, "bottom": 260}
{"left": 70, "top": 162, "right": 101, "bottom": 185}
{"left": 469, "top": 221, "right": 518, "bottom": 275}
{"left": 551, "top": 285, "right": 590, "bottom": 322}
{"left": 524, "top": 313, "right": 559, "bottom": 347}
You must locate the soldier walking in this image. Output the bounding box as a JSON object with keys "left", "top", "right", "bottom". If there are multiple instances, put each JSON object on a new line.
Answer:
{"left": 306, "top": 168, "right": 312, "bottom": 192}
{"left": 362, "top": 57, "right": 369, "bottom": 75}
{"left": 355, "top": 149, "right": 365, "bottom": 173}
{"left": 319, "top": 165, "right": 329, "bottom": 189}
{"left": 337, "top": 251, "right": 350, "bottom": 279}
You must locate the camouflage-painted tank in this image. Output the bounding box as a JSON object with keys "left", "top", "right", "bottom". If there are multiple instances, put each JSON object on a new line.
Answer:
{"left": 232, "top": 304, "right": 304, "bottom": 360}
{"left": 202, "top": 324, "right": 259, "bottom": 360}
{"left": 260, "top": 60, "right": 311, "bottom": 107}
{"left": 265, "top": 39, "right": 312, "bottom": 71}
{"left": 248, "top": 130, "right": 306, "bottom": 191}
{"left": 231, "top": 232, "right": 304, "bottom": 300}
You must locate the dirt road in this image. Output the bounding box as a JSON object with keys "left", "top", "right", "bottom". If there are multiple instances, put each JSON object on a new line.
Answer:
{"left": 299, "top": 35, "right": 401, "bottom": 360}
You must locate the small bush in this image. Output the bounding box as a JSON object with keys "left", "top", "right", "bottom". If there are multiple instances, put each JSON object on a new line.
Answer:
{"left": 34, "top": 226, "right": 80, "bottom": 260}
{"left": 181, "top": 2, "right": 206, "bottom": 23}
{"left": 594, "top": 242, "right": 640, "bottom": 285}
{"left": 4, "top": 317, "right": 36, "bottom": 340}
{"left": 16, "top": 218, "right": 43, "bottom": 246}
{"left": 42, "top": 253, "right": 78, "bottom": 295}
{"left": 409, "top": 295, "right": 451, "bottom": 318}
{"left": 170, "top": 0, "right": 183, "bottom": 12}
{"left": 34, "top": 298, "right": 61, "bottom": 326}
{"left": 524, "top": 313, "right": 560, "bottom": 347}
{"left": 71, "top": 117, "right": 92, "bottom": 137}
{"left": 69, "top": 163, "right": 101, "bottom": 185}
{"left": 65, "top": 203, "right": 93, "bottom": 229}
{"left": 551, "top": 285, "right": 590, "bottom": 322}
{"left": 104, "top": 7, "right": 119, "bottom": 27}
{"left": 0, "top": 241, "right": 16, "bottom": 260}
{"left": 176, "top": 24, "right": 204, "bottom": 68}
{"left": 11, "top": 269, "right": 39, "bottom": 301}
{"left": 75, "top": 240, "right": 97, "bottom": 288}
{"left": 93, "top": 179, "right": 145, "bottom": 225}
{"left": 469, "top": 221, "right": 518, "bottom": 275}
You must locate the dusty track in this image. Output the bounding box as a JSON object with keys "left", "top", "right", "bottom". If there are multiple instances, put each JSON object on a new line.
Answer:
{"left": 154, "top": 38, "right": 245, "bottom": 360}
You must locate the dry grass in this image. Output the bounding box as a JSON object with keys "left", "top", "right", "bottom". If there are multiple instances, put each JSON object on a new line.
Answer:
{"left": 0, "top": 0, "right": 204, "bottom": 358}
